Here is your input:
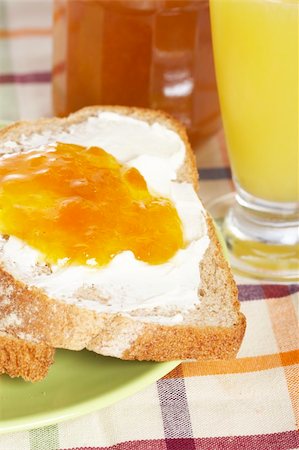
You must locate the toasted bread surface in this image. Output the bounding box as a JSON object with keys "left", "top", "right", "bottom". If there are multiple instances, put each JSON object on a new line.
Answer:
{"left": 0, "top": 106, "right": 246, "bottom": 365}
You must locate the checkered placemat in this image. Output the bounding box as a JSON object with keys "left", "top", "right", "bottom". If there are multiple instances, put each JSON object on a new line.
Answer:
{"left": 0, "top": 1, "right": 298, "bottom": 449}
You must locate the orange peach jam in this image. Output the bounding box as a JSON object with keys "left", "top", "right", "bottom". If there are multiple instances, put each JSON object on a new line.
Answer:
{"left": 0, "top": 143, "right": 184, "bottom": 266}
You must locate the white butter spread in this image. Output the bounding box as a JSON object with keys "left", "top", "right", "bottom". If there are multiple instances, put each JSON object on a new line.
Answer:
{"left": 0, "top": 112, "right": 210, "bottom": 323}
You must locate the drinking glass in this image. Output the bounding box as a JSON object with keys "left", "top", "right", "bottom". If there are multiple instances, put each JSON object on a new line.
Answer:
{"left": 209, "top": 0, "right": 298, "bottom": 280}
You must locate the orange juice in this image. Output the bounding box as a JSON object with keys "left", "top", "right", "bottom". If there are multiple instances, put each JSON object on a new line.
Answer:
{"left": 210, "top": 0, "right": 298, "bottom": 203}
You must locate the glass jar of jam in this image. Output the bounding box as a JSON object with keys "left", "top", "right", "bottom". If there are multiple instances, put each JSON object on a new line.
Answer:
{"left": 53, "top": 0, "right": 220, "bottom": 145}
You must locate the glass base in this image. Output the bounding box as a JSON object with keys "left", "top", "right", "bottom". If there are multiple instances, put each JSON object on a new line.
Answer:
{"left": 207, "top": 192, "right": 299, "bottom": 282}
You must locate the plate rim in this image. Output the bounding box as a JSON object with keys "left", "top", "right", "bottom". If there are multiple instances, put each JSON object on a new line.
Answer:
{"left": 0, "top": 359, "right": 179, "bottom": 435}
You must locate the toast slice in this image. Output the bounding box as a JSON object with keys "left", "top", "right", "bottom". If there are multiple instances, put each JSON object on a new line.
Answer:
{"left": 0, "top": 106, "right": 246, "bottom": 369}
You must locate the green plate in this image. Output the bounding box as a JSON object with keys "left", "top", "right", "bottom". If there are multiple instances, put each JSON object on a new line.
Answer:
{"left": 0, "top": 350, "right": 178, "bottom": 434}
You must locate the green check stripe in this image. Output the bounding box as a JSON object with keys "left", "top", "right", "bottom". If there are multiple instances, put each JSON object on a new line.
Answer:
{"left": 29, "top": 424, "right": 59, "bottom": 450}
{"left": 0, "top": 0, "right": 19, "bottom": 121}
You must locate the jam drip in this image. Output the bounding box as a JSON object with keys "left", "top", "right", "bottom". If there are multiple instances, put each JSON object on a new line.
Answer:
{"left": 0, "top": 143, "right": 184, "bottom": 266}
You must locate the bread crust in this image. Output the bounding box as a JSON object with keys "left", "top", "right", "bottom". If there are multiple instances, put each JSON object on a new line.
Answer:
{"left": 0, "top": 106, "right": 246, "bottom": 365}
{"left": 0, "top": 333, "right": 54, "bottom": 381}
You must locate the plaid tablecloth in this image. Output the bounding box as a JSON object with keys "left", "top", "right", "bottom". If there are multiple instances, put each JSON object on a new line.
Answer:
{"left": 0, "top": 1, "right": 298, "bottom": 449}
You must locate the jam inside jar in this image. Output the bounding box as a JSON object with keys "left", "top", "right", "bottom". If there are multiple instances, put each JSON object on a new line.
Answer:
{"left": 53, "top": 0, "right": 220, "bottom": 145}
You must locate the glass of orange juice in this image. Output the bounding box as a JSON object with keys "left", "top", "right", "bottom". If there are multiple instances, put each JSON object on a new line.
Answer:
{"left": 209, "top": 0, "right": 298, "bottom": 280}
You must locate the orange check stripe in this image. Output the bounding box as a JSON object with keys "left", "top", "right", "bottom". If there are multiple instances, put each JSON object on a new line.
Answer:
{"left": 267, "top": 296, "right": 299, "bottom": 426}
{"left": 0, "top": 28, "right": 52, "bottom": 38}
{"left": 163, "top": 364, "right": 184, "bottom": 379}
{"left": 164, "top": 350, "right": 299, "bottom": 379}
{"left": 53, "top": 5, "right": 66, "bottom": 22}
